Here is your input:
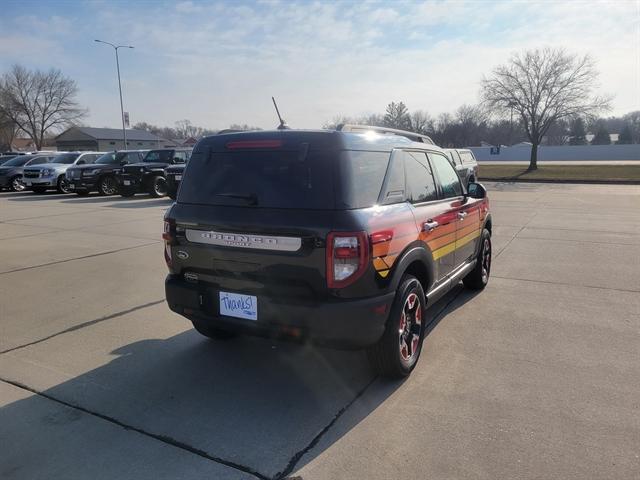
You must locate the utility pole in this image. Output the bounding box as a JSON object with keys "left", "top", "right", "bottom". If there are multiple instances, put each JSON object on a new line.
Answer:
{"left": 95, "top": 40, "right": 134, "bottom": 149}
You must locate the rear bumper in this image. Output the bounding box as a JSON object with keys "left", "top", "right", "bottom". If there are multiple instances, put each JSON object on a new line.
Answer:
{"left": 165, "top": 275, "right": 394, "bottom": 348}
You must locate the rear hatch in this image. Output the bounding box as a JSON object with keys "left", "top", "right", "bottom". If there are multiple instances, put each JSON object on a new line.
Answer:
{"left": 168, "top": 133, "right": 341, "bottom": 305}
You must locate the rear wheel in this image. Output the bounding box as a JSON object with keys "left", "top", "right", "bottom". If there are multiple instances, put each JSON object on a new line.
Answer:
{"left": 98, "top": 175, "right": 118, "bottom": 196}
{"left": 149, "top": 175, "right": 168, "bottom": 198}
{"left": 57, "top": 175, "right": 70, "bottom": 194}
{"left": 10, "top": 176, "right": 25, "bottom": 192}
{"left": 463, "top": 228, "right": 491, "bottom": 290}
{"left": 367, "top": 275, "right": 426, "bottom": 378}
{"left": 31, "top": 186, "right": 47, "bottom": 194}
{"left": 191, "top": 320, "right": 238, "bottom": 340}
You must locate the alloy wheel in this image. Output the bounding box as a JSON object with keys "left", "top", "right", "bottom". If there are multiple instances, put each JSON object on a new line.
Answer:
{"left": 398, "top": 292, "right": 422, "bottom": 363}
{"left": 100, "top": 176, "right": 117, "bottom": 195}
{"left": 12, "top": 177, "right": 25, "bottom": 192}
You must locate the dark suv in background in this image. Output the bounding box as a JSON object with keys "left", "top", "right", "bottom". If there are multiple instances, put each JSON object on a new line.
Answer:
{"left": 163, "top": 126, "right": 492, "bottom": 378}
{"left": 117, "top": 148, "right": 191, "bottom": 198}
{"left": 66, "top": 150, "right": 148, "bottom": 196}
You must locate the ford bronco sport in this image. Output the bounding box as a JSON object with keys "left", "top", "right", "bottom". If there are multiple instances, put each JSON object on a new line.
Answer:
{"left": 164, "top": 126, "right": 492, "bottom": 378}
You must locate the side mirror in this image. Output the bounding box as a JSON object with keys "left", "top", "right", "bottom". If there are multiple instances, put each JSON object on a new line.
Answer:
{"left": 467, "top": 182, "right": 487, "bottom": 199}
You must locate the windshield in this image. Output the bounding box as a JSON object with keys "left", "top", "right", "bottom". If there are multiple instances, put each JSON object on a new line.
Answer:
{"left": 2, "top": 156, "right": 35, "bottom": 166}
{"left": 0, "top": 156, "right": 17, "bottom": 164}
{"left": 52, "top": 153, "right": 80, "bottom": 164}
{"left": 144, "top": 150, "right": 172, "bottom": 163}
{"left": 179, "top": 149, "right": 335, "bottom": 209}
{"left": 95, "top": 152, "right": 118, "bottom": 164}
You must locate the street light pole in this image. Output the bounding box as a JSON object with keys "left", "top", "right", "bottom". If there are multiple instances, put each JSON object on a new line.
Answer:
{"left": 95, "top": 39, "right": 134, "bottom": 150}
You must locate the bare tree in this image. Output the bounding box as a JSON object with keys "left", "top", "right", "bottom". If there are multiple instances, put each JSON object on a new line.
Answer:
{"left": 0, "top": 65, "right": 86, "bottom": 150}
{"left": 481, "top": 48, "right": 610, "bottom": 169}
{"left": 409, "top": 110, "right": 433, "bottom": 135}
{"left": 0, "top": 109, "right": 18, "bottom": 151}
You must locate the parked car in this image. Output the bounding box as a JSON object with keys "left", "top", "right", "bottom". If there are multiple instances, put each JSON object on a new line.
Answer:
{"left": 117, "top": 148, "right": 191, "bottom": 198}
{"left": 23, "top": 152, "right": 103, "bottom": 194}
{"left": 66, "top": 150, "right": 148, "bottom": 196}
{"left": 0, "top": 155, "right": 19, "bottom": 165}
{"left": 0, "top": 153, "right": 56, "bottom": 191}
{"left": 444, "top": 148, "right": 479, "bottom": 186}
{"left": 164, "top": 163, "right": 187, "bottom": 200}
{"left": 163, "top": 126, "right": 492, "bottom": 378}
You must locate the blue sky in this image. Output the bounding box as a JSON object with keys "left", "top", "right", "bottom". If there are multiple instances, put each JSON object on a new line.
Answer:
{"left": 1, "top": 0, "right": 638, "bottom": 130}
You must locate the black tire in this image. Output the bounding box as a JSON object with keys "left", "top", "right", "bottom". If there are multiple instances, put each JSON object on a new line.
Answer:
{"left": 10, "top": 176, "right": 25, "bottom": 192}
{"left": 191, "top": 320, "right": 238, "bottom": 340}
{"left": 463, "top": 228, "right": 492, "bottom": 290}
{"left": 367, "top": 275, "right": 427, "bottom": 378}
{"left": 98, "top": 175, "right": 118, "bottom": 196}
{"left": 149, "top": 175, "right": 168, "bottom": 198}
{"left": 120, "top": 187, "right": 135, "bottom": 198}
{"left": 31, "top": 186, "right": 47, "bottom": 194}
{"left": 57, "top": 175, "right": 70, "bottom": 194}
{"left": 75, "top": 190, "right": 90, "bottom": 196}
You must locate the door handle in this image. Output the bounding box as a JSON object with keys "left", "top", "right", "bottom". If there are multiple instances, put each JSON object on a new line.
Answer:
{"left": 423, "top": 220, "right": 439, "bottom": 232}
{"left": 457, "top": 211, "right": 468, "bottom": 220}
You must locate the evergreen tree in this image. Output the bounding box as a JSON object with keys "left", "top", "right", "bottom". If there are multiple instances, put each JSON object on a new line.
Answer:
{"left": 591, "top": 124, "right": 611, "bottom": 145}
{"left": 383, "top": 102, "right": 411, "bottom": 130}
{"left": 569, "top": 118, "right": 587, "bottom": 145}
{"left": 617, "top": 125, "right": 633, "bottom": 144}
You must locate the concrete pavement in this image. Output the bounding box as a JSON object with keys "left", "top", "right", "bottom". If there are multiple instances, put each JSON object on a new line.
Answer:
{"left": 0, "top": 184, "right": 638, "bottom": 479}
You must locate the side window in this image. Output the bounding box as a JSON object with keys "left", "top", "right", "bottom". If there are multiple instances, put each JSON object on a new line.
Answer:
{"left": 31, "top": 157, "right": 48, "bottom": 165}
{"left": 174, "top": 151, "right": 186, "bottom": 163}
{"left": 429, "top": 152, "right": 463, "bottom": 198}
{"left": 403, "top": 151, "right": 438, "bottom": 204}
{"left": 126, "top": 153, "right": 139, "bottom": 163}
{"left": 380, "top": 152, "right": 404, "bottom": 205}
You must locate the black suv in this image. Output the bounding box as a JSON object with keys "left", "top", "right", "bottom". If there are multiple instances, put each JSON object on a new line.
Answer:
{"left": 66, "top": 150, "right": 148, "bottom": 196}
{"left": 163, "top": 127, "right": 492, "bottom": 378}
{"left": 117, "top": 148, "right": 191, "bottom": 198}
{"left": 164, "top": 163, "right": 186, "bottom": 200}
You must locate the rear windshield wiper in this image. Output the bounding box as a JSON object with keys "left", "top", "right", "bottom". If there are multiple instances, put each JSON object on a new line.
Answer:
{"left": 212, "top": 192, "right": 258, "bottom": 205}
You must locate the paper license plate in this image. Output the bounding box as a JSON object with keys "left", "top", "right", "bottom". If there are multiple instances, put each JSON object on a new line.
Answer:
{"left": 219, "top": 291, "right": 257, "bottom": 321}
{"left": 175, "top": 175, "right": 182, "bottom": 181}
{"left": 123, "top": 180, "right": 131, "bottom": 186}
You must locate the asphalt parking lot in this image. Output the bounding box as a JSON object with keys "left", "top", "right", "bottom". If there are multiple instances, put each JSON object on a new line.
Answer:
{"left": 1, "top": 183, "right": 639, "bottom": 480}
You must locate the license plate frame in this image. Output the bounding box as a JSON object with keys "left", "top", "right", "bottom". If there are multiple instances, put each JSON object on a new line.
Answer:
{"left": 123, "top": 180, "right": 131, "bottom": 186}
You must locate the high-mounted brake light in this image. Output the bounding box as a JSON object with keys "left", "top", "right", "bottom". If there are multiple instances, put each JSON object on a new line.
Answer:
{"left": 226, "top": 140, "right": 283, "bottom": 149}
{"left": 326, "top": 232, "right": 369, "bottom": 289}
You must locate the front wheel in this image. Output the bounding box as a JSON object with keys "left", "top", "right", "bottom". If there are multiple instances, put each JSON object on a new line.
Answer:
{"left": 98, "top": 175, "right": 118, "bottom": 196}
{"left": 367, "top": 275, "right": 426, "bottom": 378}
{"left": 149, "top": 175, "right": 168, "bottom": 198}
{"left": 191, "top": 320, "right": 238, "bottom": 340}
{"left": 463, "top": 228, "right": 491, "bottom": 290}
{"left": 10, "top": 176, "right": 25, "bottom": 192}
{"left": 57, "top": 175, "right": 71, "bottom": 194}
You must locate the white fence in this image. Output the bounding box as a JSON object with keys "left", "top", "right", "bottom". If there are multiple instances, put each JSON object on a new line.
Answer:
{"left": 470, "top": 144, "right": 640, "bottom": 162}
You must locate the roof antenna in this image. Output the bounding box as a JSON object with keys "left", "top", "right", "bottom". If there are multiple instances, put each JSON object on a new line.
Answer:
{"left": 272, "top": 96, "right": 290, "bottom": 130}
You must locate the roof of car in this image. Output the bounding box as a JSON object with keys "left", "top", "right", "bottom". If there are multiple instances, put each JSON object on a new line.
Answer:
{"left": 200, "top": 129, "right": 444, "bottom": 153}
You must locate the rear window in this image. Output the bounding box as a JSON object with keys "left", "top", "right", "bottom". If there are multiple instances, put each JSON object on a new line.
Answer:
{"left": 178, "top": 149, "right": 335, "bottom": 209}
{"left": 144, "top": 150, "right": 172, "bottom": 162}
{"left": 459, "top": 151, "right": 475, "bottom": 164}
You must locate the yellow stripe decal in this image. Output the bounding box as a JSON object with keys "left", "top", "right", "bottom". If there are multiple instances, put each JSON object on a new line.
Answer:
{"left": 432, "top": 229, "right": 481, "bottom": 261}
{"left": 378, "top": 269, "right": 390, "bottom": 278}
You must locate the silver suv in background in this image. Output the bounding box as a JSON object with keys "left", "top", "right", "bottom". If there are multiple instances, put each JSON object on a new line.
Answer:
{"left": 23, "top": 152, "right": 103, "bottom": 194}
{"left": 444, "top": 148, "right": 479, "bottom": 186}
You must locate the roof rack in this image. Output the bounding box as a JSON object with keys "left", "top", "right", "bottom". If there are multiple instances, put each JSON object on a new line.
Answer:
{"left": 336, "top": 124, "right": 435, "bottom": 145}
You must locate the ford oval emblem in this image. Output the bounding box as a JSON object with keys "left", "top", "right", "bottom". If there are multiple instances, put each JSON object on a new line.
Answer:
{"left": 177, "top": 250, "right": 189, "bottom": 260}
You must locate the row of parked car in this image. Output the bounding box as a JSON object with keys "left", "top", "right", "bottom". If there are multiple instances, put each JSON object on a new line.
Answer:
{"left": 0, "top": 148, "right": 192, "bottom": 198}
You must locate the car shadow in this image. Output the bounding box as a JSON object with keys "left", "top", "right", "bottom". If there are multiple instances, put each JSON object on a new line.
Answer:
{"left": 5, "top": 191, "right": 71, "bottom": 201}
{"left": 0, "top": 285, "right": 479, "bottom": 480}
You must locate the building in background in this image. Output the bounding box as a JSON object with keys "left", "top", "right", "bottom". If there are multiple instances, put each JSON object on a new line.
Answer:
{"left": 55, "top": 127, "right": 176, "bottom": 151}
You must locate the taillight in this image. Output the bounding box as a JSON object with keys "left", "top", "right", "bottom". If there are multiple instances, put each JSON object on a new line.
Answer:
{"left": 326, "top": 231, "right": 369, "bottom": 289}
{"left": 163, "top": 219, "right": 176, "bottom": 268}
{"left": 226, "top": 140, "right": 283, "bottom": 149}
